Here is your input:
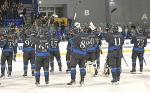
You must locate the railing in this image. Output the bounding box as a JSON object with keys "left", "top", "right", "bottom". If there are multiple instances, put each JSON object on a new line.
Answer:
{"left": 21, "top": 0, "right": 33, "bottom": 4}
{"left": 32, "top": 0, "right": 39, "bottom": 16}
{"left": 3, "top": 18, "right": 24, "bottom": 27}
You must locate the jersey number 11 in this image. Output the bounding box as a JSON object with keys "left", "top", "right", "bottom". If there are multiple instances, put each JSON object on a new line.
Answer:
{"left": 115, "top": 38, "right": 121, "bottom": 46}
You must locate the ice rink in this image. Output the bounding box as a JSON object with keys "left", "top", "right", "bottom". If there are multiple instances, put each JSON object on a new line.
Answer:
{"left": 0, "top": 41, "right": 150, "bottom": 93}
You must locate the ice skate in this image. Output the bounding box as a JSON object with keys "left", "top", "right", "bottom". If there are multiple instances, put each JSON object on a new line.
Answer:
{"left": 67, "top": 80, "right": 76, "bottom": 85}
{"left": 35, "top": 82, "right": 40, "bottom": 86}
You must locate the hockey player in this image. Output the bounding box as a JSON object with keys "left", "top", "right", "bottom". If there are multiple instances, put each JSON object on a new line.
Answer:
{"left": 65, "top": 27, "right": 80, "bottom": 72}
{"left": 65, "top": 30, "right": 75, "bottom": 72}
{"left": 105, "top": 26, "right": 124, "bottom": 84}
{"left": 130, "top": 27, "right": 147, "bottom": 73}
{"left": 67, "top": 31, "right": 88, "bottom": 86}
{"left": 65, "top": 36, "right": 72, "bottom": 72}
{"left": 10, "top": 25, "right": 18, "bottom": 62}
{"left": 86, "top": 27, "right": 102, "bottom": 76}
{"left": 31, "top": 17, "right": 50, "bottom": 85}
{"left": 48, "top": 31, "right": 62, "bottom": 72}
{"left": 22, "top": 28, "right": 36, "bottom": 76}
{"left": 13, "top": 43, "right": 17, "bottom": 61}
{"left": 0, "top": 30, "right": 17, "bottom": 77}
{"left": 94, "top": 28, "right": 103, "bottom": 75}
{"left": 31, "top": 28, "right": 50, "bottom": 85}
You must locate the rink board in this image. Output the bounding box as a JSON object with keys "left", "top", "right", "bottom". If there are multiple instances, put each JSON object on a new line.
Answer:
{"left": 1, "top": 39, "right": 150, "bottom": 57}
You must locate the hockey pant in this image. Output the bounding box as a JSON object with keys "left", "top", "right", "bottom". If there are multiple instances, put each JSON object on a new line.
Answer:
{"left": 132, "top": 50, "right": 144, "bottom": 71}
{"left": 23, "top": 51, "right": 35, "bottom": 74}
{"left": 35, "top": 56, "right": 49, "bottom": 83}
{"left": 70, "top": 53, "right": 86, "bottom": 81}
{"left": 49, "top": 51, "right": 62, "bottom": 71}
{"left": 1, "top": 52, "right": 13, "bottom": 75}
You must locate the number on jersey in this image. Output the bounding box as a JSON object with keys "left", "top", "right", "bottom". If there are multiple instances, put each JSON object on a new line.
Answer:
{"left": 114, "top": 37, "right": 121, "bottom": 46}
{"left": 137, "top": 39, "right": 144, "bottom": 47}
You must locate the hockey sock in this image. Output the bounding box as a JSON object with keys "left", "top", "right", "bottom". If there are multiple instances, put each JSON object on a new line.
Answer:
{"left": 8, "top": 65, "right": 12, "bottom": 73}
{"left": 1, "top": 65, "right": 5, "bottom": 75}
{"left": 71, "top": 68, "right": 76, "bottom": 81}
{"left": 31, "top": 64, "right": 35, "bottom": 71}
{"left": 116, "top": 67, "right": 121, "bottom": 81}
{"left": 96, "top": 59, "right": 100, "bottom": 69}
{"left": 131, "top": 63, "right": 136, "bottom": 72}
{"left": 50, "top": 62, "right": 54, "bottom": 71}
{"left": 44, "top": 71, "right": 49, "bottom": 82}
{"left": 35, "top": 71, "right": 40, "bottom": 82}
{"left": 67, "top": 61, "right": 71, "bottom": 69}
{"left": 80, "top": 67, "right": 86, "bottom": 79}
{"left": 58, "top": 61, "right": 62, "bottom": 67}
{"left": 24, "top": 65, "right": 28, "bottom": 73}
{"left": 139, "top": 63, "right": 143, "bottom": 72}
{"left": 111, "top": 68, "right": 117, "bottom": 82}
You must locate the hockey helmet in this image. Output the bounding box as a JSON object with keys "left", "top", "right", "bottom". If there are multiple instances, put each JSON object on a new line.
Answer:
{"left": 74, "top": 22, "right": 81, "bottom": 28}
{"left": 112, "top": 25, "right": 119, "bottom": 33}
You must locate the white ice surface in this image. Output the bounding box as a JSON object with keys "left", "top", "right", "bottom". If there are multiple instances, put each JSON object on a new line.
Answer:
{"left": 0, "top": 53, "right": 150, "bottom": 93}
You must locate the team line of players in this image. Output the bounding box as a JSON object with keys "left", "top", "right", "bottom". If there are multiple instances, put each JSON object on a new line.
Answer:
{"left": 0, "top": 25, "right": 147, "bottom": 86}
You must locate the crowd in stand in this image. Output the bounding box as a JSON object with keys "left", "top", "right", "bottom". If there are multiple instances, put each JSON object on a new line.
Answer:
{"left": 0, "top": 0, "right": 26, "bottom": 27}
{"left": 117, "top": 24, "right": 150, "bottom": 39}
{"left": 0, "top": 0, "right": 149, "bottom": 40}
{"left": 96, "top": 23, "right": 150, "bottom": 39}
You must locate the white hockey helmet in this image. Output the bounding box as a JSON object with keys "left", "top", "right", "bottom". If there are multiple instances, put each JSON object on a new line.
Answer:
{"left": 74, "top": 22, "right": 81, "bottom": 28}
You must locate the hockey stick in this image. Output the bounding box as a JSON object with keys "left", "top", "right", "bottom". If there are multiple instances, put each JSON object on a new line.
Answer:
{"left": 100, "top": 49, "right": 103, "bottom": 54}
{"left": 111, "top": 8, "right": 117, "bottom": 13}
{"left": 143, "top": 58, "right": 147, "bottom": 65}
{"left": 122, "top": 55, "right": 129, "bottom": 67}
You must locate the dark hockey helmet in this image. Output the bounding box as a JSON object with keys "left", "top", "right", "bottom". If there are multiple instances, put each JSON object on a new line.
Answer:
{"left": 86, "top": 27, "right": 93, "bottom": 34}
{"left": 79, "top": 26, "right": 86, "bottom": 33}
{"left": 49, "top": 30, "right": 57, "bottom": 38}
{"left": 69, "top": 28, "right": 77, "bottom": 37}
{"left": 112, "top": 25, "right": 119, "bottom": 33}
{"left": 131, "top": 24, "right": 136, "bottom": 29}
{"left": 137, "top": 26, "right": 144, "bottom": 34}
{"left": 30, "top": 30, "right": 37, "bottom": 36}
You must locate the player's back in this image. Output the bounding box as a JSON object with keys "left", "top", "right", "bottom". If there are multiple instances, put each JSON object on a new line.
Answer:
{"left": 71, "top": 33, "right": 88, "bottom": 56}
{"left": 106, "top": 32, "right": 124, "bottom": 49}
{"left": 131, "top": 34, "right": 147, "bottom": 48}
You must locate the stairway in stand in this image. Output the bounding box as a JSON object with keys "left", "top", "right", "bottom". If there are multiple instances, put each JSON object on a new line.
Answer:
{"left": 23, "top": 4, "right": 34, "bottom": 25}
